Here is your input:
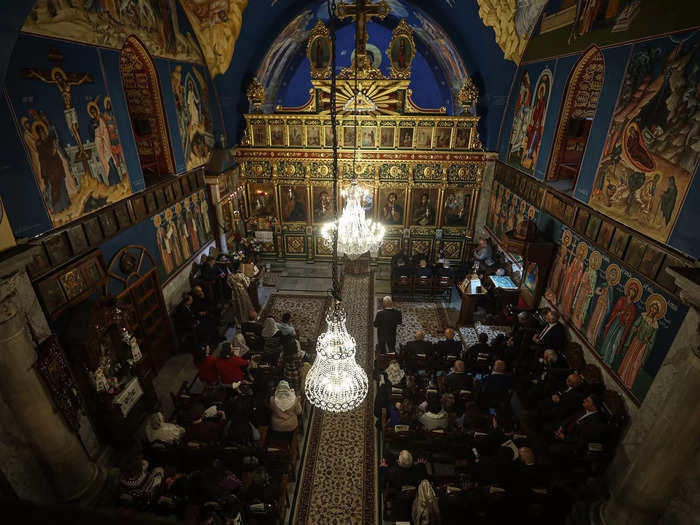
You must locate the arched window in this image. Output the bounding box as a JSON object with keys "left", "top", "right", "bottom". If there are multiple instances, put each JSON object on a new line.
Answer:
{"left": 545, "top": 47, "right": 604, "bottom": 192}
{"left": 120, "top": 35, "right": 175, "bottom": 185}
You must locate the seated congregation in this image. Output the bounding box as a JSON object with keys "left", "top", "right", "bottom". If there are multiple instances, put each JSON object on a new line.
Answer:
{"left": 374, "top": 308, "right": 626, "bottom": 524}
{"left": 117, "top": 252, "right": 311, "bottom": 524}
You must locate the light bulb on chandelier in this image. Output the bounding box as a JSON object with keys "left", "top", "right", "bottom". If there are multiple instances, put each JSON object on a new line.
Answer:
{"left": 321, "top": 181, "right": 385, "bottom": 260}
{"left": 305, "top": 302, "right": 368, "bottom": 412}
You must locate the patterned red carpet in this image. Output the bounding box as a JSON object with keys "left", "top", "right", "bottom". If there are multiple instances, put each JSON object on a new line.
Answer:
{"left": 377, "top": 298, "right": 451, "bottom": 346}
{"left": 261, "top": 294, "right": 330, "bottom": 352}
{"left": 292, "top": 274, "right": 377, "bottom": 525}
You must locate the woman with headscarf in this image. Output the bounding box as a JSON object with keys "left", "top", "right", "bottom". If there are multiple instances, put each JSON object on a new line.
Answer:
{"left": 413, "top": 479, "right": 442, "bottom": 525}
{"left": 262, "top": 317, "right": 282, "bottom": 355}
{"left": 269, "top": 380, "right": 302, "bottom": 441}
{"left": 418, "top": 391, "right": 449, "bottom": 431}
{"left": 145, "top": 412, "right": 186, "bottom": 445}
{"left": 232, "top": 332, "right": 250, "bottom": 357}
{"left": 278, "top": 335, "right": 303, "bottom": 391}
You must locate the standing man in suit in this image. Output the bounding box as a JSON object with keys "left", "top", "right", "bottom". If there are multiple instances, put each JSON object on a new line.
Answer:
{"left": 532, "top": 310, "right": 566, "bottom": 351}
{"left": 374, "top": 296, "right": 402, "bottom": 354}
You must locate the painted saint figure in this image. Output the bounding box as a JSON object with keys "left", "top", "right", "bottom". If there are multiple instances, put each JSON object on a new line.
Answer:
{"left": 412, "top": 192, "right": 436, "bottom": 226}
{"left": 509, "top": 72, "right": 531, "bottom": 157}
{"left": 559, "top": 242, "right": 587, "bottom": 317}
{"left": 616, "top": 295, "right": 665, "bottom": 390}
{"left": 571, "top": 251, "right": 601, "bottom": 330}
{"left": 166, "top": 218, "right": 183, "bottom": 267}
{"left": 599, "top": 279, "right": 641, "bottom": 366}
{"left": 546, "top": 231, "right": 571, "bottom": 300}
{"left": 381, "top": 192, "right": 403, "bottom": 225}
{"left": 521, "top": 73, "right": 550, "bottom": 170}
{"left": 585, "top": 264, "right": 620, "bottom": 346}
{"left": 155, "top": 219, "right": 174, "bottom": 275}
{"left": 88, "top": 99, "right": 121, "bottom": 186}
{"left": 35, "top": 122, "right": 71, "bottom": 213}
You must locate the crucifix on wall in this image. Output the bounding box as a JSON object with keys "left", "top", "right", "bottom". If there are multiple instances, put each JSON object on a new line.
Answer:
{"left": 336, "top": 0, "right": 389, "bottom": 62}
{"left": 22, "top": 49, "right": 95, "bottom": 177}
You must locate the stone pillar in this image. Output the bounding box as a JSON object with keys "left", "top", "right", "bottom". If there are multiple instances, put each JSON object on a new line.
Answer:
{"left": 473, "top": 158, "right": 495, "bottom": 240}
{"left": 207, "top": 181, "right": 228, "bottom": 253}
{"left": 0, "top": 246, "right": 103, "bottom": 503}
{"left": 597, "top": 268, "right": 700, "bottom": 525}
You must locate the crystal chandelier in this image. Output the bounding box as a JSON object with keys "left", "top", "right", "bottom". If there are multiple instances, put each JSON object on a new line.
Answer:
{"left": 305, "top": 0, "right": 368, "bottom": 412}
{"left": 321, "top": 182, "right": 385, "bottom": 259}
{"left": 305, "top": 302, "right": 368, "bottom": 412}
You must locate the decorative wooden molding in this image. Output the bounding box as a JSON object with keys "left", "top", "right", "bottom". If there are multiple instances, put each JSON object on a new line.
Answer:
{"left": 26, "top": 168, "right": 206, "bottom": 282}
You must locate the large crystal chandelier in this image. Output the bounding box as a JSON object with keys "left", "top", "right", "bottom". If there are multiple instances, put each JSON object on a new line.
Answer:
{"left": 321, "top": 182, "right": 384, "bottom": 259}
{"left": 306, "top": 302, "right": 368, "bottom": 412}
{"left": 305, "top": 0, "right": 368, "bottom": 412}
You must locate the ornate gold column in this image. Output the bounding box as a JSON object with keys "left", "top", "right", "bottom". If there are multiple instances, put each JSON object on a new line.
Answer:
{"left": 0, "top": 246, "right": 104, "bottom": 503}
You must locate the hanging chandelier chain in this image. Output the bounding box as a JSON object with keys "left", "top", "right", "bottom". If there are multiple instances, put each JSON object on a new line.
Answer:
{"left": 353, "top": 24, "right": 359, "bottom": 182}
{"left": 328, "top": 0, "right": 341, "bottom": 303}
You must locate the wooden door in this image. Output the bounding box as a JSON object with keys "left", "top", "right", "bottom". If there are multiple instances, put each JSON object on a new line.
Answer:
{"left": 106, "top": 245, "right": 175, "bottom": 372}
{"left": 118, "top": 269, "right": 172, "bottom": 371}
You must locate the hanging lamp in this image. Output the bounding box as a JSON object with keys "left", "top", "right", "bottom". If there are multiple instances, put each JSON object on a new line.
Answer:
{"left": 306, "top": 0, "right": 368, "bottom": 412}
{"left": 321, "top": 2, "right": 384, "bottom": 260}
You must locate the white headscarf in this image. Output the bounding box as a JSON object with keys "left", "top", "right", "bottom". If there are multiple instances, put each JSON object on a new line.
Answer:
{"left": 145, "top": 412, "right": 185, "bottom": 444}
{"left": 233, "top": 332, "right": 250, "bottom": 356}
{"left": 262, "top": 317, "right": 278, "bottom": 338}
{"left": 385, "top": 360, "right": 405, "bottom": 386}
{"left": 412, "top": 479, "right": 441, "bottom": 525}
{"left": 398, "top": 449, "right": 413, "bottom": 469}
{"left": 274, "top": 380, "right": 296, "bottom": 411}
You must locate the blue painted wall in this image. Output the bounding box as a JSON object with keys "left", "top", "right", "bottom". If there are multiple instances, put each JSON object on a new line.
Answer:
{"left": 0, "top": 30, "right": 219, "bottom": 241}
{"left": 276, "top": 20, "right": 453, "bottom": 114}
{"left": 497, "top": 30, "right": 700, "bottom": 259}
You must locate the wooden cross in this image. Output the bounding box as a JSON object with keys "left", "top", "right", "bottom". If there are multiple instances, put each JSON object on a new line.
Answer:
{"left": 336, "top": 0, "right": 389, "bottom": 59}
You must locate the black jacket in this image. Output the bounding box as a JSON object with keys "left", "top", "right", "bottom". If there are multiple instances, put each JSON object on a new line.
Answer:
{"left": 404, "top": 340, "right": 434, "bottom": 359}
{"left": 374, "top": 308, "right": 402, "bottom": 340}
{"left": 479, "top": 373, "right": 514, "bottom": 395}
{"left": 444, "top": 372, "right": 474, "bottom": 393}
{"left": 537, "top": 322, "right": 566, "bottom": 350}
{"left": 435, "top": 339, "right": 462, "bottom": 357}
{"left": 175, "top": 302, "right": 197, "bottom": 332}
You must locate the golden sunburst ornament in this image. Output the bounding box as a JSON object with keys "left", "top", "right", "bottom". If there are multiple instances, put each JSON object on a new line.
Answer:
{"left": 317, "top": 81, "right": 404, "bottom": 115}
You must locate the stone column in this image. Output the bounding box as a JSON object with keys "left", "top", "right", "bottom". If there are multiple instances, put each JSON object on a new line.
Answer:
{"left": 206, "top": 180, "right": 228, "bottom": 253}
{"left": 0, "top": 246, "right": 103, "bottom": 503}
{"left": 596, "top": 268, "right": 700, "bottom": 525}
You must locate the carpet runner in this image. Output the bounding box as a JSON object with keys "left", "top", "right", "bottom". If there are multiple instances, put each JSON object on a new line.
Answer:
{"left": 292, "top": 273, "right": 377, "bottom": 525}
{"left": 260, "top": 294, "right": 330, "bottom": 353}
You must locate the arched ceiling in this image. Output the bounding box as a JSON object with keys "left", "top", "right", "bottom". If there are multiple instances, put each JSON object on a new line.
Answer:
{"left": 255, "top": 1, "right": 468, "bottom": 114}
{"left": 0, "top": 1, "right": 532, "bottom": 151}
{"left": 217, "top": 0, "right": 521, "bottom": 149}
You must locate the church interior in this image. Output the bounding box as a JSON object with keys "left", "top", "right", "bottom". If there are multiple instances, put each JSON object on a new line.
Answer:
{"left": 0, "top": 1, "right": 699, "bottom": 524}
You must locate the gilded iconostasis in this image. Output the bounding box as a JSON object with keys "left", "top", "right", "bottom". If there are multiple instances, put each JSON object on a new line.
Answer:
{"left": 237, "top": 8, "right": 486, "bottom": 264}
